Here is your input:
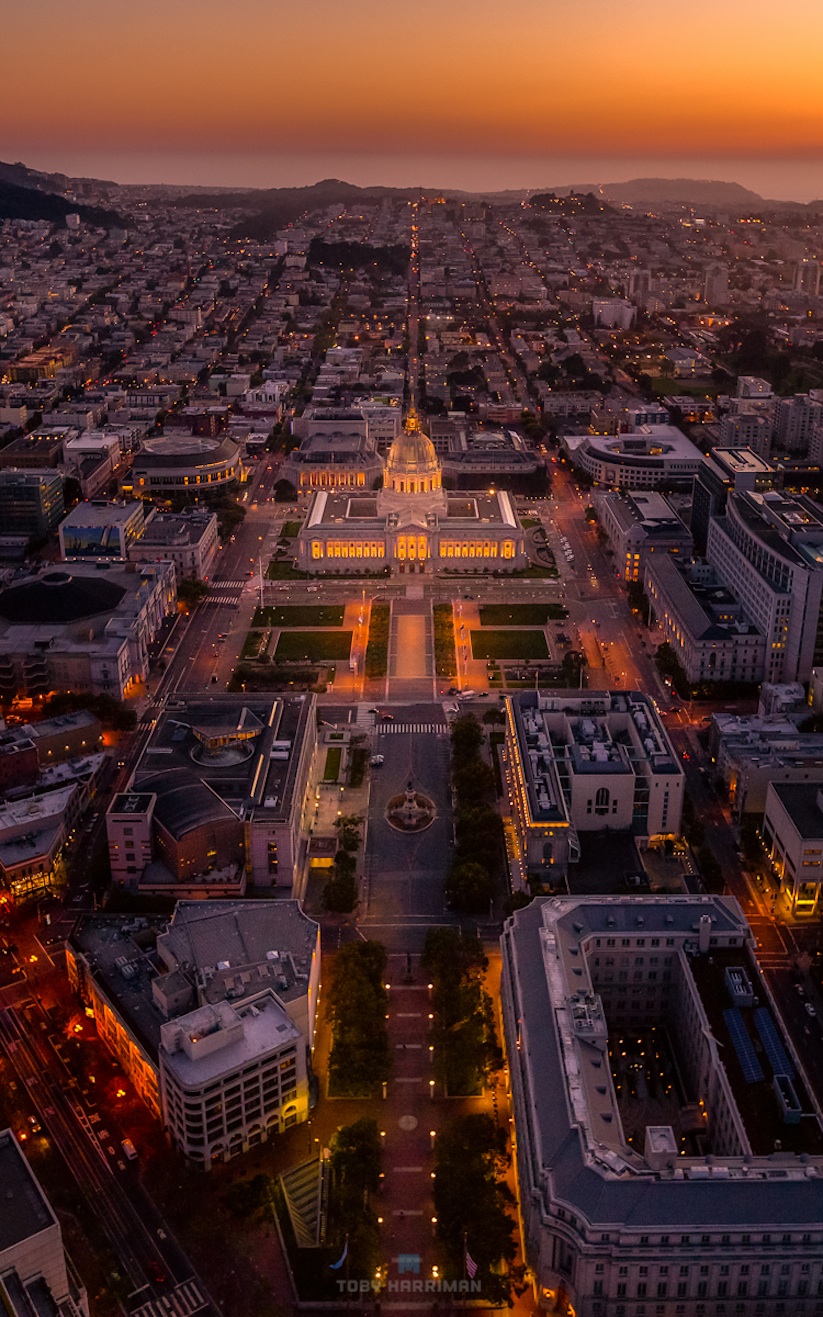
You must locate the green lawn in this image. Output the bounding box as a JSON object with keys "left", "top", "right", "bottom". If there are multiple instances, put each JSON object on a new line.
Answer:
{"left": 253, "top": 605, "right": 344, "bottom": 628}
{"left": 470, "top": 629, "right": 549, "bottom": 661}
{"left": 274, "top": 631, "right": 352, "bottom": 663}
{"left": 513, "top": 562, "right": 559, "bottom": 578}
{"left": 323, "top": 746, "right": 343, "bottom": 781}
{"left": 280, "top": 520, "right": 302, "bottom": 538}
{"left": 433, "top": 603, "right": 456, "bottom": 678}
{"left": 266, "top": 558, "right": 310, "bottom": 580}
{"left": 365, "top": 603, "right": 390, "bottom": 679}
{"left": 241, "top": 630, "right": 267, "bottom": 660}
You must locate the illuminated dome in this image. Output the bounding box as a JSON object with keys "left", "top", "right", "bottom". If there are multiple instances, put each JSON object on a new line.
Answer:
{"left": 384, "top": 408, "right": 441, "bottom": 495}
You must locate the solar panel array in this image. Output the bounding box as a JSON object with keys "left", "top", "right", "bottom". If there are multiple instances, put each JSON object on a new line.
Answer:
{"left": 722, "top": 1007, "right": 764, "bottom": 1084}
{"left": 754, "top": 1007, "right": 795, "bottom": 1080}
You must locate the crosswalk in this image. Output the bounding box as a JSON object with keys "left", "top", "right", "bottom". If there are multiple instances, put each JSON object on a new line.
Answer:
{"left": 376, "top": 722, "right": 447, "bottom": 735}
{"left": 131, "top": 1279, "right": 208, "bottom": 1317}
{"left": 205, "top": 582, "right": 247, "bottom": 603}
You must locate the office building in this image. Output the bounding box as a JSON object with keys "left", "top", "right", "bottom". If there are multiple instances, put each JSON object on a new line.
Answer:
{"left": 503, "top": 691, "right": 684, "bottom": 885}
{"left": 0, "top": 1129, "right": 88, "bottom": 1315}
{"left": 762, "top": 782, "right": 823, "bottom": 915}
{"left": 59, "top": 500, "right": 146, "bottom": 559}
{"left": 710, "top": 713, "right": 823, "bottom": 819}
{"left": 644, "top": 557, "right": 766, "bottom": 684}
{"left": 562, "top": 426, "right": 702, "bottom": 490}
{"left": 67, "top": 900, "right": 320, "bottom": 1167}
{"left": 0, "top": 469, "right": 64, "bottom": 540}
{"left": 690, "top": 449, "right": 777, "bottom": 555}
{"left": 594, "top": 491, "right": 691, "bottom": 582}
{"left": 501, "top": 895, "right": 823, "bottom": 1317}
{"left": 707, "top": 491, "right": 823, "bottom": 683}
{"left": 128, "top": 507, "right": 219, "bottom": 580}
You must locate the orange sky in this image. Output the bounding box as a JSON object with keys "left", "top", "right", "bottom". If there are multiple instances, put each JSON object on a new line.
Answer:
{"left": 5, "top": 0, "right": 823, "bottom": 185}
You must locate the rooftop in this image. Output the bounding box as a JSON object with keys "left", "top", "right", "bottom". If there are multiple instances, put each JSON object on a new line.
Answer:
{"left": 0, "top": 1129, "right": 55, "bottom": 1253}
{"left": 769, "top": 782, "right": 823, "bottom": 838}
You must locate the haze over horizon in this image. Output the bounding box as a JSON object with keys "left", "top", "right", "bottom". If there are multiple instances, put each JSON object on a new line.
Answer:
{"left": 5, "top": 0, "right": 823, "bottom": 202}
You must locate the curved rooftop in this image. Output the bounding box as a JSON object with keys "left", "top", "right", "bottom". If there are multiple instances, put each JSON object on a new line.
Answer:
{"left": 135, "top": 435, "right": 240, "bottom": 467}
{"left": 0, "top": 570, "right": 127, "bottom": 624}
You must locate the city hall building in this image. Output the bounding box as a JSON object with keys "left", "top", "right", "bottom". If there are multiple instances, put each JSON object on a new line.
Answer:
{"left": 296, "top": 409, "right": 526, "bottom": 574}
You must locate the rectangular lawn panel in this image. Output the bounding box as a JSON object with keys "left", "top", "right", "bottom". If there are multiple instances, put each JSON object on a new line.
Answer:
{"left": 479, "top": 604, "right": 545, "bottom": 626}
{"left": 275, "top": 630, "right": 352, "bottom": 663}
{"left": 470, "top": 629, "right": 548, "bottom": 661}
{"left": 253, "top": 605, "right": 345, "bottom": 627}
{"left": 323, "top": 746, "right": 342, "bottom": 781}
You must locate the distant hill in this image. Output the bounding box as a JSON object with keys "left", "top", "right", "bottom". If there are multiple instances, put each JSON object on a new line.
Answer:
{"left": 169, "top": 178, "right": 424, "bottom": 240}
{"left": 537, "top": 177, "right": 771, "bottom": 212}
{"left": 0, "top": 178, "right": 122, "bottom": 228}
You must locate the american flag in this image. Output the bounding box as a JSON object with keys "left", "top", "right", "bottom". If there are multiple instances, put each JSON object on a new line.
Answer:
{"left": 465, "top": 1249, "right": 478, "bottom": 1280}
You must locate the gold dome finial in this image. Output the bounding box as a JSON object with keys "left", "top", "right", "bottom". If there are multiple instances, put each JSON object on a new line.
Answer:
{"left": 404, "top": 407, "right": 421, "bottom": 432}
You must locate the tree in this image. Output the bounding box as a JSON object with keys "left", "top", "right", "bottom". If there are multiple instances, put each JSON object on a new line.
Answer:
{"left": 433, "top": 1113, "right": 516, "bottom": 1299}
{"left": 328, "top": 1119, "right": 382, "bottom": 1279}
{"left": 326, "top": 942, "right": 391, "bottom": 1096}
{"left": 584, "top": 505, "right": 597, "bottom": 523}
{"left": 452, "top": 760, "right": 495, "bottom": 809}
{"left": 177, "top": 576, "right": 208, "bottom": 608}
{"left": 451, "top": 713, "right": 484, "bottom": 764}
{"left": 446, "top": 860, "right": 494, "bottom": 913}
{"left": 322, "top": 852, "right": 358, "bottom": 912}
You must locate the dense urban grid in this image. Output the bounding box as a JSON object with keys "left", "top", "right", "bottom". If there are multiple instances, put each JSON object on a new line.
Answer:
{"left": 3, "top": 165, "right": 823, "bottom": 1317}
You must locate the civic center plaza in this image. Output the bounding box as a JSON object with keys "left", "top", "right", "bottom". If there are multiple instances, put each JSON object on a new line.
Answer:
{"left": 502, "top": 894, "right": 823, "bottom": 1317}
{"left": 296, "top": 408, "right": 526, "bottom": 573}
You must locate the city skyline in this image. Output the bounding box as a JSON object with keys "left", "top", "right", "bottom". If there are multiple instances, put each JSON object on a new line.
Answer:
{"left": 5, "top": 0, "right": 823, "bottom": 198}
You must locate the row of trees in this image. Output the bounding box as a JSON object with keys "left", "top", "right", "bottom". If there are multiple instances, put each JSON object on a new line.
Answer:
{"left": 422, "top": 928, "right": 501, "bottom": 1096}
{"left": 325, "top": 941, "right": 391, "bottom": 1096}
{"left": 327, "top": 1117, "right": 382, "bottom": 1281}
{"left": 446, "top": 715, "right": 504, "bottom": 913}
{"left": 433, "top": 1112, "right": 518, "bottom": 1304}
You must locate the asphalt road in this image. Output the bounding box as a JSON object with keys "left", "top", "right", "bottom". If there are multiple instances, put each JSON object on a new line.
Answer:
{"left": 359, "top": 704, "right": 455, "bottom": 951}
{"left": 0, "top": 1003, "right": 217, "bottom": 1315}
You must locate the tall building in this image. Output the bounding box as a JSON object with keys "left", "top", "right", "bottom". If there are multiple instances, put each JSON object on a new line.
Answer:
{"left": 690, "top": 449, "right": 777, "bottom": 555}
{"left": 501, "top": 895, "right": 823, "bottom": 1317}
{"left": 707, "top": 491, "right": 823, "bottom": 682}
{"left": 0, "top": 469, "right": 64, "bottom": 540}
{"left": 0, "top": 1129, "right": 89, "bottom": 1315}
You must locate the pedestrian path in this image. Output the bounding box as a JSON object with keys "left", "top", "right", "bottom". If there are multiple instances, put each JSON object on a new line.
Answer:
{"left": 130, "top": 1279, "right": 208, "bottom": 1316}
{"left": 205, "top": 581, "right": 247, "bottom": 601}
{"left": 376, "top": 722, "right": 446, "bottom": 735}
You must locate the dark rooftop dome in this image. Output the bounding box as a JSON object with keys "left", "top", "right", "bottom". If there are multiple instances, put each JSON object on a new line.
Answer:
{"left": 0, "top": 570, "right": 127, "bottom": 624}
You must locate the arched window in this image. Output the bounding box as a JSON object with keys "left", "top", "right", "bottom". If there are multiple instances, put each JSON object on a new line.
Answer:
{"left": 595, "top": 787, "right": 610, "bottom": 816}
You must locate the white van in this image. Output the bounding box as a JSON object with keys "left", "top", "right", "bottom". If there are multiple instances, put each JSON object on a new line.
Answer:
{"left": 121, "top": 1138, "right": 138, "bottom": 1161}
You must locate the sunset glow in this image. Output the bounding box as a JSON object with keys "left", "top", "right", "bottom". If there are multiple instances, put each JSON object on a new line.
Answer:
{"left": 5, "top": 0, "right": 823, "bottom": 190}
